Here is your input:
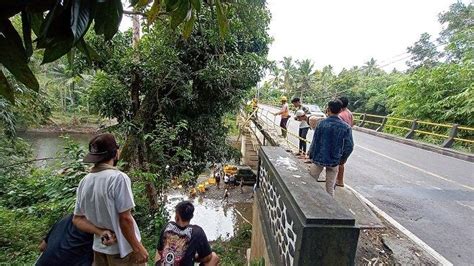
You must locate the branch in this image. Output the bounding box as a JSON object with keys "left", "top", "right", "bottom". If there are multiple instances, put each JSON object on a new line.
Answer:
{"left": 123, "top": 10, "right": 148, "bottom": 17}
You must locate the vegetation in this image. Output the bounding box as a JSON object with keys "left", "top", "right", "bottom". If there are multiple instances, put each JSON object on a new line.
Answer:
{"left": 0, "top": 0, "right": 269, "bottom": 263}
{"left": 260, "top": 2, "right": 473, "bottom": 126}
{"left": 0, "top": 0, "right": 232, "bottom": 103}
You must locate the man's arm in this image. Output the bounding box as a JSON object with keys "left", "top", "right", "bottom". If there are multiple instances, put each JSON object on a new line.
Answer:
{"left": 72, "top": 215, "right": 116, "bottom": 245}
{"left": 119, "top": 210, "right": 148, "bottom": 263}
{"left": 340, "top": 128, "right": 354, "bottom": 163}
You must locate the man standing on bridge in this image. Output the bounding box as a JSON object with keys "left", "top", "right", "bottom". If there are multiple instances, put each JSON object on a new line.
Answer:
{"left": 274, "top": 96, "right": 290, "bottom": 138}
{"left": 336, "top": 96, "right": 354, "bottom": 187}
{"left": 309, "top": 100, "right": 353, "bottom": 196}
{"left": 291, "top": 97, "right": 311, "bottom": 157}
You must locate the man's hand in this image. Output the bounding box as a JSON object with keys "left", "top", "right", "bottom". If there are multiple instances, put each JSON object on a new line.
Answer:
{"left": 39, "top": 240, "right": 47, "bottom": 252}
{"left": 100, "top": 230, "right": 117, "bottom": 246}
{"left": 132, "top": 245, "right": 149, "bottom": 264}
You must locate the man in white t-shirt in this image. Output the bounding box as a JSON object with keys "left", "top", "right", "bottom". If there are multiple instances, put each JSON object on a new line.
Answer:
{"left": 73, "top": 133, "right": 148, "bottom": 265}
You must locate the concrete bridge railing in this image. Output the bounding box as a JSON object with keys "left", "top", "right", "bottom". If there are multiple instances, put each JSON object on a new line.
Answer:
{"left": 249, "top": 146, "right": 360, "bottom": 265}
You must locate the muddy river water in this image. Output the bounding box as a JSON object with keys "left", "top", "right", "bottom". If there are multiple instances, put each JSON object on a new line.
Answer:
{"left": 21, "top": 131, "right": 253, "bottom": 241}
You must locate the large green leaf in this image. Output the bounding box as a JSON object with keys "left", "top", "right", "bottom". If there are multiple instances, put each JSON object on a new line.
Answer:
{"left": 190, "top": 0, "right": 201, "bottom": 13}
{"left": 0, "top": 70, "right": 14, "bottom": 103}
{"left": 136, "top": 0, "right": 149, "bottom": 8}
{"left": 147, "top": 0, "right": 161, "bottom": 24}
{"left": 170, "top": 0, "right": 189, "bottom": 28}
{"left": 165, "top": 0, "right": 180, "bottom": 12}
{"left": 215, "top": 0, "right": 228, "bottom": 37}
{"left": 182, "top": 10, "right": 195, "bottom": 39}
{"left": 70, "top": 0, "right": 94, "bottom": 43}
{"left": 0, "top": 19, "right": 39, "bottom": 91}
{"left": 94, "top": 0, "right": 123, "bottom": 40}
{"left": 21, "top": 11, "right": 33, "bottom": 58}
{"left": 37, "top": 6, "right": 75, "bottom": 64}
{"left": 76, "top": 38, "right": 101, "bottom": 64}
{"left": 30, "top": 12, "right": 44, "bottom": 36}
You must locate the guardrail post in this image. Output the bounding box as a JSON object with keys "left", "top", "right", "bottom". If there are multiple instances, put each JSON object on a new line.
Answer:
{"left": 376, "top": 117, "right": 387, "bottom": 132}
{"left": 441, "top": 124, "right": 459, "bottom": 148}
{"left": 359, "top": 113, "right": 367, "bottom": 127}
{"left": 405, "top": 119, "right": 418, "bottom": 139}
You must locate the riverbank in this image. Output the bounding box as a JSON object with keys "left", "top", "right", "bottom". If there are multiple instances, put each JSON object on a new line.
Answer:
{"left": 18, "top": 112, "right": 116, "bottom": 135}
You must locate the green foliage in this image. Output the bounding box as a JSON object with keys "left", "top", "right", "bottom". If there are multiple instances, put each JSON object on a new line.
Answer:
{"left": 212, "top": 223, "right": 252, "bottom": 266}
{"left": 88, "top": 70, "right": 130, "bottom": 122}
{"left": 0, "top": 0, "right": 231, "bottom": 102}
{"left": 406, "top": 33, "right": 440, "bottom": 70}
{"left": 387, "top": 61, "right": 474, "bottom": 126}
{"left": 86, "top": 0, "right": 270, "bottom": 180}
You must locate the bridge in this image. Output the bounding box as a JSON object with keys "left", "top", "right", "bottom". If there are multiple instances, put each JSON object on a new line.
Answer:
{"left": 239, "top": 104, "right": 473, "bottom": 265}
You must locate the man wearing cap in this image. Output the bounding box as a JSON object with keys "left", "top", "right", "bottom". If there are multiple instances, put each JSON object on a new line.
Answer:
{"left": 274, "top": 96, "right": 290, "bottom": 138}
{"left": 73, "top": 133, "right": 149, "bottom": 265}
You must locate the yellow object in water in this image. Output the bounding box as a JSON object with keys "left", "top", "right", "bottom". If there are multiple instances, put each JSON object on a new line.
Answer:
{"left": 198, "top": 184, "right": 205, "bottom": 193}
{"left": 208, "top": 178, "right": 216, "bottom": 184}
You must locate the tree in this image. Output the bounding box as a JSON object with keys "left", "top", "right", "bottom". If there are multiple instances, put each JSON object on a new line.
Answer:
{"left": 280, "top": 56, "right": 295, "bottom": 96}
{"left": 406, "top": 33, "right": 440, "bottom": 70}
{"left": 0, "top": 0, "right": 231, "bottom": 103}
{"left": 294, "top": 59, "right": 314, "bottom": 98}
{"left": 438, "top": 2, "right": 473, "bottom": 62}
{"left": 86, "top": 0, "right": 271, "bottom": 209}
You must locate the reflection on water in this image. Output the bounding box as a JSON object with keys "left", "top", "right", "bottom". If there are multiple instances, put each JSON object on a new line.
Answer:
{"left": 19, "top": 132, "right": 91, "bottom": 167}
{"left": 165, "top": 190, "right": 252, "bottom": 241}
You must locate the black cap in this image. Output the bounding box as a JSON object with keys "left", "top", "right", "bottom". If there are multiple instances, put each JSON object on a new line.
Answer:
{"left": 83, "top": 133, "right": 119, "bottom": 163}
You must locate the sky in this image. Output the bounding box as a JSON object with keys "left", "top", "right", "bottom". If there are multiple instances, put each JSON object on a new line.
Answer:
{"left": 266, "top": 0, "right": 464, "bottom": 72}
{"left": 121, "top": 0, "right": 466, "bottom": 72}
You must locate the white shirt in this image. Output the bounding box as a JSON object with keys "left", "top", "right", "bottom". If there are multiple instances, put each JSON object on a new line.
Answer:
{"left": 74, "top": 167, "right": 141, "bottom": 258}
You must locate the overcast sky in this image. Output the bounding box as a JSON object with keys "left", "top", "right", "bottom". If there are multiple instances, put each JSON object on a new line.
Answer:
{"left": 267, "top": 0, "right": 466, "bottom": 72}
{"left": 121, "top": 0, "right": 466, "bottom": 72}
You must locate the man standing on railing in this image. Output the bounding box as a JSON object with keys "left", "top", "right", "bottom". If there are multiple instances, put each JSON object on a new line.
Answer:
{"left": 274, "top": 96, "right": 290, "bottom": 138}
{"left": 337, "top": 96, "right": 354, "bottom": 187}
{"left": 309, "top": 100, "right": 354, "bottom": 197}
{"left": 291, "top": 97, "right": 311, "bottom": 158}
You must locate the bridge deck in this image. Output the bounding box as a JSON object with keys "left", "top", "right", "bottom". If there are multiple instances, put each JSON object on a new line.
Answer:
{"left": 258, "top": 104, "right": 474, "bottom": 265}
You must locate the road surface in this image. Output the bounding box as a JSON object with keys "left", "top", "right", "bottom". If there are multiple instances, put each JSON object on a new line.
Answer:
{"left": 258, "top": 104, "right": 474, "bottom": 265}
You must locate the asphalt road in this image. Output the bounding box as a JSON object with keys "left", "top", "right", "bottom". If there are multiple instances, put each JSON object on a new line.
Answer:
{"left": 258, "top": 105, "right": 474, "bottom": 265}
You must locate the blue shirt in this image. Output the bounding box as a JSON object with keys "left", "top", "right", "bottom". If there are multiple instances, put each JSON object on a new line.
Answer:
{"left": 309, "top": 115, "right": 354, "bottom": 167}
{"left": 36, "top": 214, "right": 93, "bottom": 266}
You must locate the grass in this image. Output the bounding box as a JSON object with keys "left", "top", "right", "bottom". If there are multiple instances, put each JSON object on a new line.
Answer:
{"left": 212, "top": 223, "right": 252, "bottom": 266}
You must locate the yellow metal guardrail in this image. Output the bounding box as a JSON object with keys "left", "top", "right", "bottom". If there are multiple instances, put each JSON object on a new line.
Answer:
{"left": 353, "top": 112, "right": 474, "bottom": 148}
{"left": 248, "top": 104, "right": 473, "bottom": 151}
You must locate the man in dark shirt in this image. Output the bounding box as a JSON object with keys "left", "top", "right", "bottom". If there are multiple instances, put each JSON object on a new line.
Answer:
{"left": 36, "top": 214, "right": 94, "bottom": 266}
{"left": 155, "top": 201, "right": 219, "bottom": 266}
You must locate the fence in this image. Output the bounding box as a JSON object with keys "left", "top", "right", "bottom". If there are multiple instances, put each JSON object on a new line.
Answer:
{"left": 354, "top": 112, "right": 474, "bottom": 150}
{"left": 252, "top": 103, "right": 473, "bottom": 152}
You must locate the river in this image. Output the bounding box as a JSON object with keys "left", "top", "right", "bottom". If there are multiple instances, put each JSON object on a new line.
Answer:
{"left": 20, "top": 131, "right": 253, "bottom": 241}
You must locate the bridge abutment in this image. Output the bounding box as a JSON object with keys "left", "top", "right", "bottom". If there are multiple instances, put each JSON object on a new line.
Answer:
{"left": 250, "top": 146, "right": 360, "bottom": 265}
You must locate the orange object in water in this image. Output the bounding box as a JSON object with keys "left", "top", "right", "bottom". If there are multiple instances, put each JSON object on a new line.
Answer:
{"left": 198, "top": 184, "right": 205, "bottom": 193}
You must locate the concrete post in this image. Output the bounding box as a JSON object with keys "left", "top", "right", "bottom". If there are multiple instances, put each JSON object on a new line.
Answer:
{"left": 441, "top": 124, "right": 459, "bottom": 148}
{"left": 376, "top": 117, "right": 387, "bottom": 132}
{"left": 405, "top": 119, "right": 418, "bottom": 139}
{"left": 359, "top": 113, "right": 367, "bottom": 127}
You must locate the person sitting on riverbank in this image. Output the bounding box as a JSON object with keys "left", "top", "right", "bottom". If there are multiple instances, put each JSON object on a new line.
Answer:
{"left": 36, "top": 214, "right": 94, "bottom": 266}
{"left": 155, "top": 201, "right": 219, "bottom": 266}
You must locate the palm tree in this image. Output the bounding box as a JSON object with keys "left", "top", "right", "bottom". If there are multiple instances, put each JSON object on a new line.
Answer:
{"left": 295, "top": 59, "right": 315, "bottom": 99}
{"left": 362, "top": 58, "right": 377, "bottom": 76}
{"left": 280, "top": 56, "right": 295, "bottom": 96}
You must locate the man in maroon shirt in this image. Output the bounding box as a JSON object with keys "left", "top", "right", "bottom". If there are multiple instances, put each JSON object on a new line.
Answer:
{"left": 337, "top": 97, "right": 354, "bottom": 187}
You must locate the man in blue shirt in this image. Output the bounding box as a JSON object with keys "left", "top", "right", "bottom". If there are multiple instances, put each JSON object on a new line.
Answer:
{"left": 309, "top": 100, "right": 354, "bottom": 196}
{"left": 36, "top": 214, "right": 93, "bottom": 266}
